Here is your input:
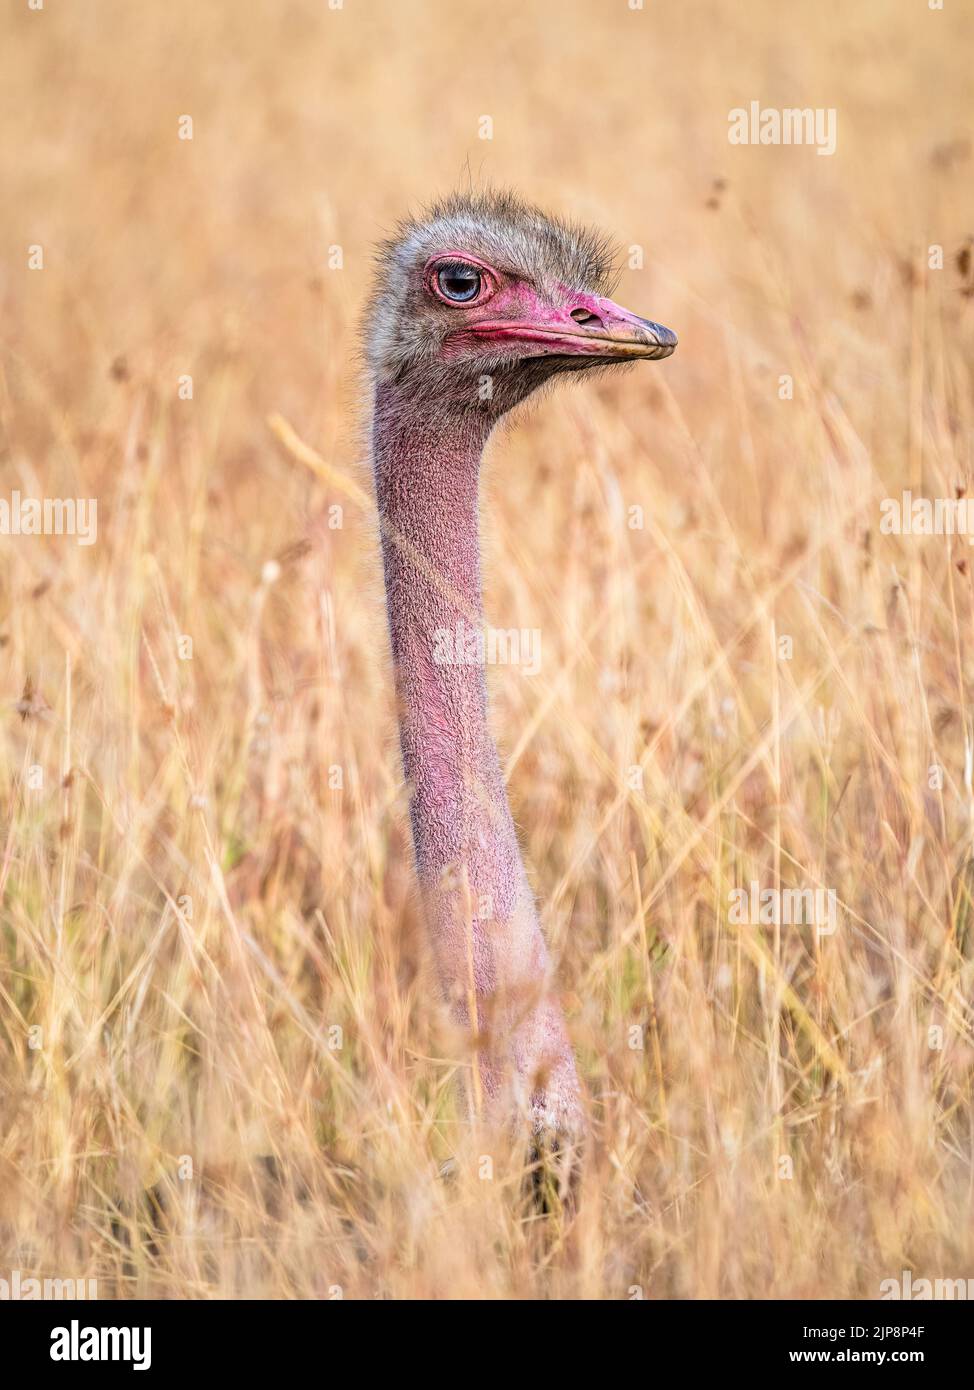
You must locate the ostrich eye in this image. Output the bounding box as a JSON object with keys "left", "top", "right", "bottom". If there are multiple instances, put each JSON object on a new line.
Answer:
{"left": 436, "top": 263, "right": 481, "bottom": 302}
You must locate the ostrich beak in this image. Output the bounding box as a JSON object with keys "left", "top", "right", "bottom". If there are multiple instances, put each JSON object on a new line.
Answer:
{"left": 468, "top": 290, "right": 678, "bottom": 361}
{"left": 551, "top": 290, "right": 678, "bottom": 360}
{"left": 570, "top": 310, "right": 678, "bottom": 360}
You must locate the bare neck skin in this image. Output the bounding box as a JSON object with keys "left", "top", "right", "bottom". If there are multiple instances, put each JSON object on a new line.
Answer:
{"left": 372, "top": 381, "right": 580, "bottom": 1136}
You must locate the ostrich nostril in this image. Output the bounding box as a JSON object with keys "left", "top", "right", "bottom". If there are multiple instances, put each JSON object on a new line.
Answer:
{"left": 570, "top": 307, "right": 603, "bottom": 327}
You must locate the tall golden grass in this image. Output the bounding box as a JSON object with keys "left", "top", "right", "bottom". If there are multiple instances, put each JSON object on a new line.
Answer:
{"left": 1, "top": 0, "right": 973, "bottom": 1299}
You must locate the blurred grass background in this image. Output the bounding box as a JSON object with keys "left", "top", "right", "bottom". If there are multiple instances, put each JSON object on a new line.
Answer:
{"left": 1, "top": 0, "right": 973, "bottom": 1298}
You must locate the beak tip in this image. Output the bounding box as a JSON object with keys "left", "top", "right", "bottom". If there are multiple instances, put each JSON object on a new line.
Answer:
{"left": 642, "top": 320, "right": 678, "bottom": 356}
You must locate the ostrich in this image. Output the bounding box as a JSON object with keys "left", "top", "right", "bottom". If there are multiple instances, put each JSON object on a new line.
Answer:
{"left": 365, "top": 191, "right": 677, "bottom": 1162}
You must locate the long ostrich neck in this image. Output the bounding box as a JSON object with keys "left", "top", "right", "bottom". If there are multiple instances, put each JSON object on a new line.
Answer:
{"left": 372, "top": 380, "right": 576, "bottom": 1125}
{"left": 372, "top": 382, "right": 524, "bottom": 935}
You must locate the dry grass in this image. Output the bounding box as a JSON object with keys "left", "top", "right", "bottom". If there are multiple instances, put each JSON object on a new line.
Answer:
{"left": 2, "top": 0, "right": 973, "bottom": 1300}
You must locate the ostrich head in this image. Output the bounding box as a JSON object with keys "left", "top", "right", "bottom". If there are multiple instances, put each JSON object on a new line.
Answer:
{"left": 366, "top": 190, "right": 677, "bottom": 422}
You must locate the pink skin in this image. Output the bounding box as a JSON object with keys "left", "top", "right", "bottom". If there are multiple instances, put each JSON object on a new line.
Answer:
{"left": 373, "top": 250, "right": 675, "bottom": 1145}
{"left": 374, "top": 389, "right": 581, "bottom": 1138}
{"left": 427, "top": 251, "right": 677, "bottom": 363}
